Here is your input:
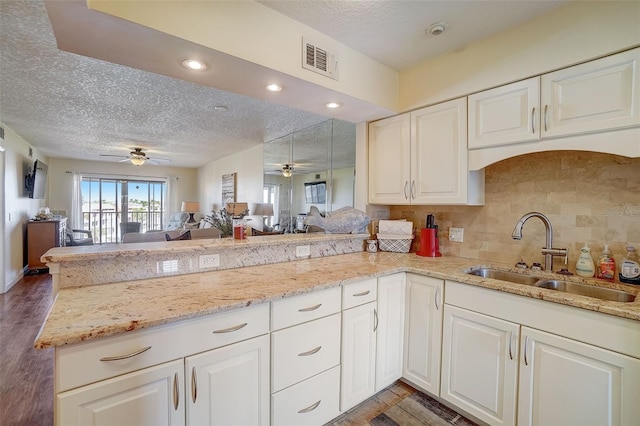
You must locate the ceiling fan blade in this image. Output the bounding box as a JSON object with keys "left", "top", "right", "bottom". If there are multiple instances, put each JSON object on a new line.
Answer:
{"left": 99, "top": 154, "right": 128, "bottom": 158}
{"left": 148, "top": 157, "right": 171, "bottom": 164}
{"left": 118, "top": 158, "right": 131, "bottom": 163}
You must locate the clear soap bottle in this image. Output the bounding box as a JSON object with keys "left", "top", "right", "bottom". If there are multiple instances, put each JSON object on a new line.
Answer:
{"left": 620, "top": 246, "right": 640, "bottom": 285}
{"left": 596, "top": 245, "right": 616, "bottom": 282}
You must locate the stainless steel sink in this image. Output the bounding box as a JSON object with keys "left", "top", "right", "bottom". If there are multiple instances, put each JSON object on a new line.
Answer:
{"left": 467, "top": 268, "right": 540, "bottom": 285}
{"left": 535, "top": 280, "right": 636, "bottom": 303}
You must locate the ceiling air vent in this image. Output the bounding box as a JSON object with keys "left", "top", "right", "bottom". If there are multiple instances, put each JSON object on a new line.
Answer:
{"left": 302, "top": 37, "right": 338, "bottom": 80}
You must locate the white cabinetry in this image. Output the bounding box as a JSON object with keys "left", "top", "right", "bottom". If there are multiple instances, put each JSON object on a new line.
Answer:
{"left": 518, "top": 327, "right": 640, "bottom": 426}
{"left": 469, "top": 47, "right": 640, "bottom": 169}
{"left": 186, "top": 335, "right": 270, "bottom": 425}
{"left": 402, "top": 274, "right": 443, "bottom": 396}
{"left": 441, "top": 305, "right": 519, "bottom": 425}
{"left": 57, "top": 359, "right": 185, "bottom": 426}
{"left": 375, "top": 274, "right": 405, "bottom": 391}
{"left": 369, "top": 98, "right": 484, "bottom": 205}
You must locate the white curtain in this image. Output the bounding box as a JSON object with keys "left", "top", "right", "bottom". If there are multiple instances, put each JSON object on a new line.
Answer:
{"left": 165, "top": 176, "right": 177, "bottom": 229}
{"left": 71, "top": 171, "right": 83, "bottom": 229}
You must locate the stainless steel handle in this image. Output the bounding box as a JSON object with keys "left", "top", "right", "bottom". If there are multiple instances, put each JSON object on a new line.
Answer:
{"left": 508, "top": 331, "right": 513, "bottom": 360}
{"left": 298, "top": 346, "right": 322, "bottom": 357}
{"left": 191, "top": 366, "right": 197, "bottom": 403}
{"left": 531, "top": 107, "right": 535, "bottom": 133}
{"left": 212, "top": 323, "right": 247, "bottom": 333}
{"left": 99, "top": 346, "right": 152, "bottom": 362}
{"left": 404, "top": 181, "right": 409, "bottom": 199}
{"left": 373, "top": 308, "right": 379, "bottom": 332}
{"left": 434, "top": 287, "right": 440, "bottom": 311}
{"left": 298, "top": 400, "right": 321, "bottom": 414}
{"left": 543, "top": 104, "right": 548, "bottom": 132}
{"left": 524, "top": 335, "right": 530, "bottom": 366}
{"left": 173, "top": 372, "right": 179, "bottom": 411}
{"left": 411, "top": 180, "right": 416, "bottom": 199}
{"left": 353, "top": 290, "right": 370, "bottom": 297}
{"left": 298, "top": 303, "right": 321, "bottom": 312}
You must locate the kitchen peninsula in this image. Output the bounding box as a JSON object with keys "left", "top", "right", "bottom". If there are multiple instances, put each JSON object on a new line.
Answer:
{"left": 36, "top": 235, "right": 640, "bottom": 425}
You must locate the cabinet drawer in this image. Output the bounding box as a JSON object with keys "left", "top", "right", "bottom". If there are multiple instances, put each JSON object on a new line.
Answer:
{"left": 342, "top": 278, "right": 377, "bottom": 309}
{"left": 271, "top": 287, "right": 341, "bottom": 330}
{"left": 272, "top": 366, "right": 340, "bottom": 426}
{"left": 56, "top": 303, "right": 269, "bottom": 392}
{"left": 271, "top": 313, "right": 341, "bottom": 392}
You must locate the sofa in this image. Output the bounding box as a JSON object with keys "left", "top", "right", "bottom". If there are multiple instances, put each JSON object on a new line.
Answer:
{"left": 122, "top": 227, "right": 221, "bottom": 243}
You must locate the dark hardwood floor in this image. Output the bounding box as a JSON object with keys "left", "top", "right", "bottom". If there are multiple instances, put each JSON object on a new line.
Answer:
{"left": 1, "top": 273, "right": 54, "bottom": 426}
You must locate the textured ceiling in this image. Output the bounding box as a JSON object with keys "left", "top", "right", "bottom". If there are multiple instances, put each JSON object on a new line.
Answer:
{"left": 0, "top": 0, "right": 567, "bottom": 169}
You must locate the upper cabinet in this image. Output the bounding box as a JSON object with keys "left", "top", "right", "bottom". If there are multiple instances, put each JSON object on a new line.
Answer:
{"left": 369, "top": 98, "right": 484, "bottom": 206}
{"left": 469, "top": 47, "right": 640, "bottom": 169}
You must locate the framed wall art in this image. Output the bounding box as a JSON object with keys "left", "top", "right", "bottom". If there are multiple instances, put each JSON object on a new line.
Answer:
{"left": 221, "top": 173, "right": 236, "bottom": 204}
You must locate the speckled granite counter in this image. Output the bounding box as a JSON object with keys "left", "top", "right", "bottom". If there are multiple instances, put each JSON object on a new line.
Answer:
{"left": 35, "top": 251, "right": 640, "bottom": 349}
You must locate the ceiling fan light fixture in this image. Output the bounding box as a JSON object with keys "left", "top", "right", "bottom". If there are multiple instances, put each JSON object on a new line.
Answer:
{"left": 282, "top": 164, "right": 293, "bottom": 177}
{"left": 130, "top": 156, "right": 146, "bottom": 166}
{"left": 181, "top": 59, "right": 207, "bottom": 71}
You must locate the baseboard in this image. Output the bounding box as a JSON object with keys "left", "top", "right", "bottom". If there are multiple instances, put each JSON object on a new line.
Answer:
{"left": 2, "top": 266, "right": 26, "bottom": 294}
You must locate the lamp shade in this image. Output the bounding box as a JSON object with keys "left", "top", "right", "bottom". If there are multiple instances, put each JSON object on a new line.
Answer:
{"left": 253, "top": 203, "right": 274, "bottom": 216}
{"left": 226, "top": 202, "right": 249, "bottom": 216}
{"left": 181, "top": 201, "right": 200, "bottom": 212}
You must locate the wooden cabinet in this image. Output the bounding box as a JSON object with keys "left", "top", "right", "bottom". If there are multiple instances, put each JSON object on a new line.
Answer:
{"left": 57, "top": 359, "right": 185, "bottom": 426}
{"left": 402, "top": 274, "right": 443, "bottom": 396}
{"left": 186, "top": 335, "right": 270, "bottom": 426}
{"left": 369, "top": 99, "right": 484, "bottom": 205}
{"left": 441, "top": 305, "right": 519, "bottom": 426}
{"left": 375, "top": 274, "right": 405, "bottom": 391}
{"left": 518, "top": 327, "right": 640, "bottom": 426}
{"left": 27, "top": 218, "right": 66, "bottom": 270}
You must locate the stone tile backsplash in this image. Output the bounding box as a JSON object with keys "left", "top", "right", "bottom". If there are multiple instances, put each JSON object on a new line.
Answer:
{"left": 389, "top": 151, "right": 640, "bottom": 273}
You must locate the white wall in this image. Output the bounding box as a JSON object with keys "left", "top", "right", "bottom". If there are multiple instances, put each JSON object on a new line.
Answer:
{"left": 1, "top": 124, "right": 47, "bottom": 293}
{"left": 47, "top": 158, "right": 198, "bottom": 228}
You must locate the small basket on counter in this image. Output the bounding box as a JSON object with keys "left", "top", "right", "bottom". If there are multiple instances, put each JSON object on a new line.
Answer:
{"left": 376, "top": 220, "right": 414, "bottom": 253}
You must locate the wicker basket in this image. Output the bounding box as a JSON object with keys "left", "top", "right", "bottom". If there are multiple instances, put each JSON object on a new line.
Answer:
{"left": 376, "top": 234, "right": 414, "bottom": 253}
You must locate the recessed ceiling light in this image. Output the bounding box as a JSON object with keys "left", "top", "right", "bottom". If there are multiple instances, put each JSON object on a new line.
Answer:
{"left": 427, "top": 22, "right": 448, "bottom": 36}
{"left": 214, "top": 105, "right": 228, "bottom": 111}
{"left": 266, "top": 84, "right": 282, "bottom": 92}
{"left": 325, "top": 102, "right": 341, "bottom": 109}
{"left": 181, "top": 59, "right": 207, "bottom": 71}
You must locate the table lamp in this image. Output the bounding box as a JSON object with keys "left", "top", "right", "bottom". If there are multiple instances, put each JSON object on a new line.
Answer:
{"left": 181, "top": 201, "right": 200, "bottom": 223}
{"left": 253, "top": 203, "right": 274, "bottom": 230}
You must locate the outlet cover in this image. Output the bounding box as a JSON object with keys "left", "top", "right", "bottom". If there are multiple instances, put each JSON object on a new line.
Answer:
{"left": 449, "top": 228, "right": 464, "bottom": 243}
{"left": 296, "top": 245, "right": 311, "bottom": 258}
{"left": 199, "top": 254, "right": 220, "bottom": 269}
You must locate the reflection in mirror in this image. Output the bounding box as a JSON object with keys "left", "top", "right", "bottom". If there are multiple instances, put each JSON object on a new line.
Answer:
{"left": 263, "top": 119, "right": 356, "bottom": 233}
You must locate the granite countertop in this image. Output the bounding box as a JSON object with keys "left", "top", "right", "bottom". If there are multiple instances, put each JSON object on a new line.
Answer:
{"left": 34, "top": 252, "right": 640, "bottom": 349}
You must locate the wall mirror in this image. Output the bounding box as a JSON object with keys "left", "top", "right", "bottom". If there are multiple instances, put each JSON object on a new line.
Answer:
{"left": 263, "top": 119, "right": 356, "bottom": 233}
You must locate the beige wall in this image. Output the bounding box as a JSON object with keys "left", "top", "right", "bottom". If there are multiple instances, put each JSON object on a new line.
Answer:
{"left": 390, "top": 151, "right": 640, "bottom": 273}
{"left": 400, "top": 1, "right": 640, "bottom": 111}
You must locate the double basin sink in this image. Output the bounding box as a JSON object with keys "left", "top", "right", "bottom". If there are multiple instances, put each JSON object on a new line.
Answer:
{"left": 467, "top": 268, "right": 636, "bottom": 303}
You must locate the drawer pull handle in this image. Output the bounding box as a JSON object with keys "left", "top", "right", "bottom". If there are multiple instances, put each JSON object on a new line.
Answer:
{"left": 191, "top": 366, "right": 197, "bottom": 403}
{"left": 173, "top": 372, "right": 179, "bottom": 411}
{"left": 353, "top": 290, "right": 370, "bottom": 297}
{"left": 212, "top": 323, "right": 247, "bottom": 333}
{"left": 99, "top": 346, "right": 151, "bottom": 362}
{"left": 298, "top": 346, "right": 322, "bottom": 357}
{"left": 298, "top": 303, "right": 322, "bottom": 312}
{"left": 298, "top": 400, "right": 321, "bottom": 414}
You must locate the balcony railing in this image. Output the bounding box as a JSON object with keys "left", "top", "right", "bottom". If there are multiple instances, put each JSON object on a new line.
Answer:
{"left": 82, "top": 211, "right": 165, "bottom": 244}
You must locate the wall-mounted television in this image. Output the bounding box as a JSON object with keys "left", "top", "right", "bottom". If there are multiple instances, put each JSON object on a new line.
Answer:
{"left": 304, "top": 181, "right": 326, "bottom": 204}
{"left": 25, "top": 159, "right": 48, "bottom": 199}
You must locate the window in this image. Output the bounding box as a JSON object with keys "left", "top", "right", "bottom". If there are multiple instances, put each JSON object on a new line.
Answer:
{"left": 81, "top": 177, "right": 166, "bottom": 243}
{"left": 304, "top": 181, "right": 326, "bottom": 204}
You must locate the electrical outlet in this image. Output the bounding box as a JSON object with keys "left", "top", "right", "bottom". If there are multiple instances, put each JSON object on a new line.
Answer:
{"left": 449, "top": 227, "right": 464, "bottom": 243}
{"left": 296, "top": 245, "right": 311, "bottom": 258}
{"left": 199, "top": 254, "right": 220, "bottom": 269}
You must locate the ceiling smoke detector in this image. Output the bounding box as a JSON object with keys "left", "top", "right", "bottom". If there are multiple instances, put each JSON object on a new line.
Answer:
{"left": 428, "top": 23, "right": 448, "bottom": 36}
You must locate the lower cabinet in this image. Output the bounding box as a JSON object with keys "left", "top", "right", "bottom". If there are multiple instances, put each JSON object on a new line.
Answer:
{"left": 375, "top": 274, "right": 406, "bottom": 391}
{"left": 57, "top": 359, "right": 185, "bottom": 426}
{"left": 186, "top": 334, "right": 270, "bottom": 425}
{"left": 402, "top": 274, "right": 443, "bottom": 395}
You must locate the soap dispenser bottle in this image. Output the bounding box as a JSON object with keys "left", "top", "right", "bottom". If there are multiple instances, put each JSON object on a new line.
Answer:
{"left": 596, "top": 245, "right": 616, "bottom": 282}
{"left": 576, "top": 243, "right": 595, "bottom": 277}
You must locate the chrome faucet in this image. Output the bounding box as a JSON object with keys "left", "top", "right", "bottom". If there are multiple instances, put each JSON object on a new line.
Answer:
{"left": 512, "top": 212, "right": 568, "bottom": 272}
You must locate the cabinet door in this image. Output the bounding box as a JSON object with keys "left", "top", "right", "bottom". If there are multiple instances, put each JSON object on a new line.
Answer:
{"left": 402, "top": 274, "right": 443, "bottom": 396}
{"left": 186, "top": 334, "right": 270, "bottom": 426}
{"left": 541, "top": 47, "right": 640, "bottom": 138}
{"left": 375, "top": 274, "right": 405, "bottom": 391}
{"left": 518, "top": 327, "right": 640, "bottom": 426}
{"left": 441, "top": 305, "right": 519, "bottom": 426}
{"left": 341, "top": 301, "right": 377, "bottom": 411}
{"left": 368, "top": 113, "right": 411, "bottom": 205}
{"left": 411, "top": 98, "right": 481, "bottom": 205}
{"left": 468, "top": 77, "right": 541, "bottom": 148}
{"left": 57, "top": 359, "right": 185, "bottom": 426}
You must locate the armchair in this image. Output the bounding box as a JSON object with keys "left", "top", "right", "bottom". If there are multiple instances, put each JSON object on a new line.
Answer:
{"left": 166, "top": 212, "right": 190, "bottom": 230}
{"left": 66, "top": 229, "right": 94, "bottom": 246}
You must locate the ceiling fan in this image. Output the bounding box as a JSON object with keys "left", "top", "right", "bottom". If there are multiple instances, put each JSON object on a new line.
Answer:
{"left": 267, "top": 163, "right": 315, "bottom": 177}
{"left": 100, "top": 148, "right": 171, "bottom": 166}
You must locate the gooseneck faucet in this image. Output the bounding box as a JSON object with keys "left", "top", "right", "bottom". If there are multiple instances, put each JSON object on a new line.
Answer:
{"left": 512, "top": 212, "right": 568, "bottom": 271}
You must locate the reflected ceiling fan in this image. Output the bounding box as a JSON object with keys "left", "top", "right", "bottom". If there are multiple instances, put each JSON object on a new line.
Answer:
{"left": 100, "top": 148, "right": 171, "bottom": 166}
{"left": 269, "top": 163, "right": 315, "bottom": 177}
